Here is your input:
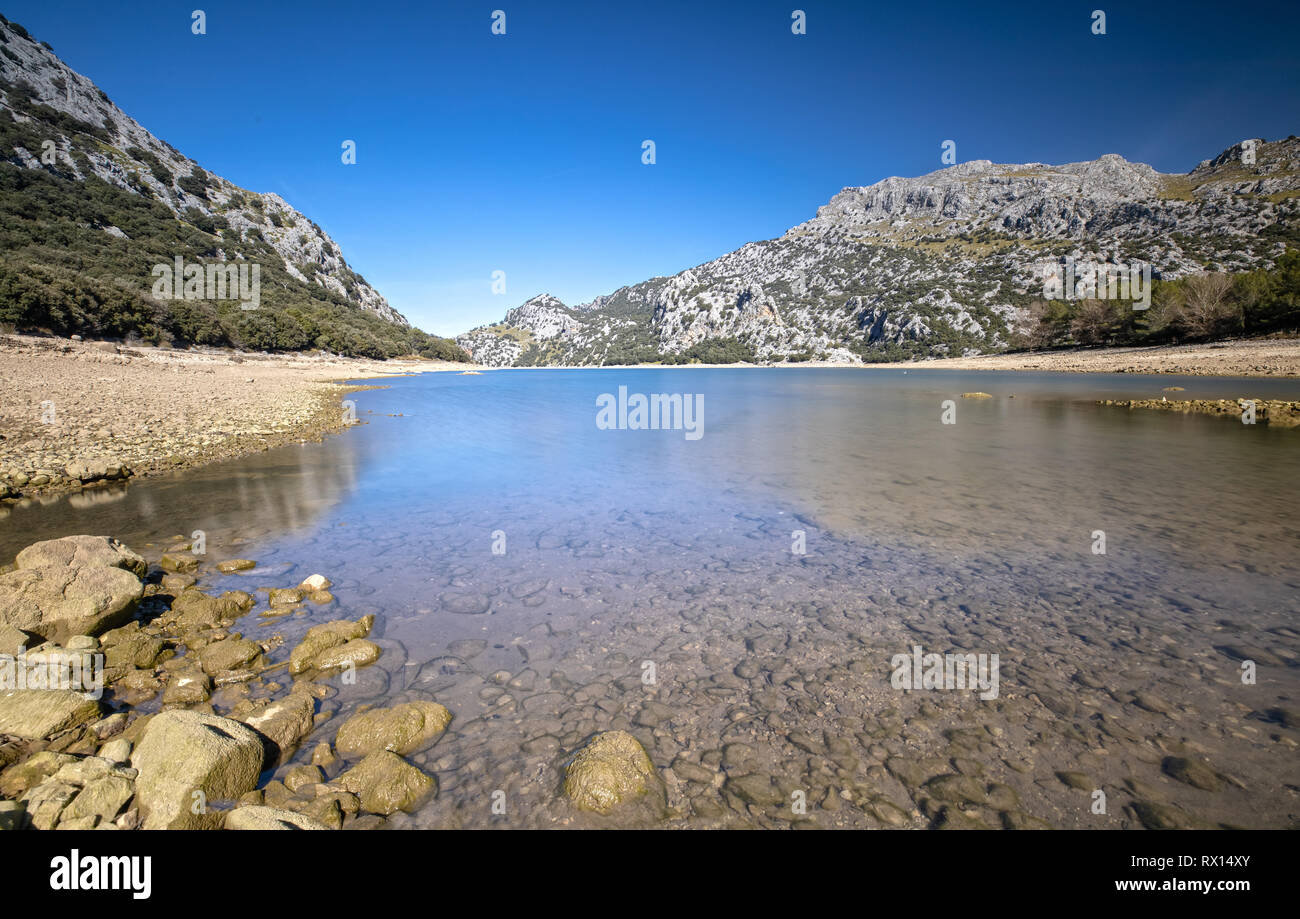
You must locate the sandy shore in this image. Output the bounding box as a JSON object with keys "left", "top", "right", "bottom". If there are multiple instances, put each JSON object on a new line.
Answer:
{"left": 0, "top": 335, "right": 479, "bottom": 499}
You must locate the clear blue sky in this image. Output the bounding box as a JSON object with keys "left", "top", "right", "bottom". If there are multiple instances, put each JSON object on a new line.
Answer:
{"left": 6, "top": 0, "right": 1299, "bottom": 336}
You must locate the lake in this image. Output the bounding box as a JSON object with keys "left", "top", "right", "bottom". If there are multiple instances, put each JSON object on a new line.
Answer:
{"left": 3, "top": 367, "right": 1298, "bottom": 828}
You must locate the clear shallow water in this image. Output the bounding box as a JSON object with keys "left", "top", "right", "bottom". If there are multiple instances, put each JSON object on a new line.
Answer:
{"left": 3, "top": 368, "right": 1298, "bottom": 828}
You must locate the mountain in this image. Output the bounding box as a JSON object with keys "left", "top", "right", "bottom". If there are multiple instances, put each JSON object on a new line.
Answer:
{"left": 459, "top": 140, "right": 1300, "bottom": 366}
{"left": 0, "top": 15, "right": 466, "bottom": 360}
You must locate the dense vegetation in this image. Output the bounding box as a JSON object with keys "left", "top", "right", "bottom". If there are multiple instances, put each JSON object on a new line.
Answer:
{"left": 1013, "top": 248, "right": 1300, "bottom": 350}
{"left": 0, "top": 98, "right": 467, "bottom": 361}
{"left": 659, "top": 336, "right": 757, "bottom": 364}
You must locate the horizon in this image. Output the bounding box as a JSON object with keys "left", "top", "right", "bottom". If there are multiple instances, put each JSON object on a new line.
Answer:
{"left": 4, "top": 0, "right": 1300, "bottom": 337}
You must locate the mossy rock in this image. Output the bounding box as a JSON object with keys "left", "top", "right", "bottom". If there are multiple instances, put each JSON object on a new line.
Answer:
{"left": 224, "top": 805, "right": 330, "bottom": 830}
{"left": 563, "top": 730, "right": 659, "bottom": 815}
{"left": 335, "top": 701, "right": 452, "bottom": 757}
{"left": 16, "top": 535, "right": 147, "bottom": 578}
{"left": 1161, "top": 756, "right": 1223, "bottom": 792}
{"left": 288, "top": 616, "right": 374, "bottom": 675}
{"left": 333, "top": 750, "right": 435, "bottom": 815}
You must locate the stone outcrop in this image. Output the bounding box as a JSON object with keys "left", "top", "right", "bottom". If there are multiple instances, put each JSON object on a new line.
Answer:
{"left": 235, "top": 690, "right": 317, "bottom": 766}
{"left": 0, "top": 690, "right": 101, "bottom": 740}
{"left": 224, "top": 805, "right": 329, "bottom": 830}
{"left": 130, "top": 710, "right": 265, "bottom": 829}
{"left": 288, "top": 615, "right": 377, "bottom": 675}
{"left": 1099, "top": 397, "right": 1300, "bottom": 426}
{"left": 15, "top": 535, "right": 146, "bottom": 577}
{"left": 0, "top": 565, "right": 142, "bottom": 642}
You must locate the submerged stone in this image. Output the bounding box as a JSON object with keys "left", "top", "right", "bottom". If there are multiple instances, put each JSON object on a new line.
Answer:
{"left": 563, "top": 730, "right": 658, "bottom": 815}
{"left": 334, "top": 700, "right": 453, "bottom": 757}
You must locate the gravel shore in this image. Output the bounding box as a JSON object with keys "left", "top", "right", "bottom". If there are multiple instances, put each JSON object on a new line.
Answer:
{"left": 0, "top": 334, "right": 478, "bottom": 500}
{"left": 530, "top": 337, "right": 1300, "bottom": 376}
{"left": 867, "top": 337, "right": 1300, "bottom": 377}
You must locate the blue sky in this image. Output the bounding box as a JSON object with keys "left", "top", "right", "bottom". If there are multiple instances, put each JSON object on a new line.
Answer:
{"left": 6, "top": 0, "right": 1300, "bottom": 336}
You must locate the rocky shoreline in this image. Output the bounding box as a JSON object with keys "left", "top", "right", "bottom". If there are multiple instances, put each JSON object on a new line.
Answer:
{"left": 0, "top": 535, "right": 653, "bottom": 830}
{"left": 1098, "top": 396, "right": 1300, "bottom": 426}
{"left": 864, "top": 337, "right": 1300, "bottom": 377}
{"left": 505, "top": 337, "right": 1300, "bottom": 377}
{"left": 4, "top": 524, "right": 1292, "bottom": 830}
{"left": 0, "top": 334, "right": 476, "bottom": 502}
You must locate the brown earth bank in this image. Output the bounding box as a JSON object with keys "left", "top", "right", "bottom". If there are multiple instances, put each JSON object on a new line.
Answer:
{"left": 0, "top": 334, "right": 480, "bottom": 501}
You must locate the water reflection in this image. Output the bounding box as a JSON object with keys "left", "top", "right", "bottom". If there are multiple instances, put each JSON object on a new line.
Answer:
{"left": 4, "top": 368, "right": 1297, "bottom": 579}
{"left": 0, "top": 434, "right": 364, "bottom": 560}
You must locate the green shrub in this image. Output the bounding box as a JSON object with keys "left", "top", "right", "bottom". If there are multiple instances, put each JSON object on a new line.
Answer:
{"left": 126, "top": 146, "right": 173, "bottom": 186}
{"left": 177, "top": 167, "right": 209, "bottom": 198}
{"left": 662, "top": 337, "right": 756, "bottom": 364}
{"left": 0, "top": 161, "right": 469, "bottom": 361}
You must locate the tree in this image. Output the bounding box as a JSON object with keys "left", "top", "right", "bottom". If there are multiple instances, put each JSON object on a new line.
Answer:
{"left": 1016, "top": 298, "right": 1069, "bottom": 349}
{"left": 1069, "top": 298, "right": 1121, "bottom": 345}
{"left": 1178, "top": 271, "right": 1238, "bottom": 338}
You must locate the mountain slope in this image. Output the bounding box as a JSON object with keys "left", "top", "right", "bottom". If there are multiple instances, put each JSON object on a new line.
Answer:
{"left": 0, "top": 15, "right": 466, "bottom": 360}
{"left": 459, "top": 140, "right": 1300, "bottom": 366}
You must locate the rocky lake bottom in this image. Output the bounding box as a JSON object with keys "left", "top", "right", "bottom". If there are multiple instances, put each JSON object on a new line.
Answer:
{"left": 1, "top": 367, "right": 1297, "bottom": 829}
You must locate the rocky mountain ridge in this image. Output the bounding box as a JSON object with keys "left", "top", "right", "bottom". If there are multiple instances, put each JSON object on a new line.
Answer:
{"left": 0, "top": 18, "right": 399, "bottom": 322}
{"left": 460, "top": 138, "right": 1300, "bottom": 366}
{"left": 0, "top": 15, "right": 469, "bottom": 360}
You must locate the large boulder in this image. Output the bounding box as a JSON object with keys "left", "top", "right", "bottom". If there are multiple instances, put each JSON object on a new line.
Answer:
{"left": 0, "top": 565, "right": 143, "bottom": 642}
{"left": 224, "top": 806, "right": 329, "bottom": 830}
{"left": 59, "top": 774, "right": 135, "bottom": 825}
{"left": 313, "top": 639, "right": 380, "bottom": 672}
{"left": 236, "top": 690, "right": 316, "bottom": 765}
{"left": 15, "top": 756, "right": 140, "bottom": 830}
{"left": 160, "top": 669, "right": 210, "bottom": 705}
{"left": 53, "top": 757, "right": 137, "bottom": 826}
{"left": 168, "top": 590, "right": 244, "bottom": 630}
{"left": 103, "top": 633, "right": 165, "bottom": 670}
{"left": 0, "top": 690, "right": 101, "bottom": 740}
{"left": 131, "top": 710, "right": 265, "bottom": 829}
{"left": 0, "top": 624, "right": 33, "bottom": 657}
{"left": 563, "top": 731, "right": 659, "bottom": 815}
{"left": 289, "top": 616, "right": 375, "bottom": 674}
{"left": 198, "top": 636, "right": 263, "bottom": 674}
{"left": 16, "top": 536, "right": 146, "bottom": 578}
{"left": 333, "top": 750, "right": 435, "bottom": 815}
{"left": 159, "top": 552, "right": 199, "bottom": 574}
{"left": 0, "top": 751, "right": 76, "bottom": 797}
{"left": 21, "top": 778, "right": 80, "bottom": 829}
{"left": 334, "top": 701, "right": 452, "bottom": 758}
